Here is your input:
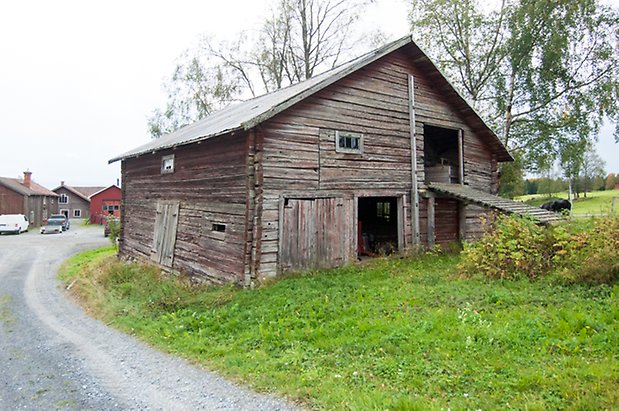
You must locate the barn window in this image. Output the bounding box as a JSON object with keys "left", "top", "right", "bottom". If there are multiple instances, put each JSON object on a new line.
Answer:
{"left": 161, "top": 154, "right": 175, "bottom": 174}
{"left": 335, "top": 131, "right": 363, "bottom": 154}
{"left": 73, "top": 209, "right": 81, "bottom": 218}
{"left": 376, "top": 201, "right": 391, "bottom": 222}
{"left": 59, "top": 194, "right": 68, "bottom": 204}
{"left": 212, "top": 223, "right": 226, "bottom": 233}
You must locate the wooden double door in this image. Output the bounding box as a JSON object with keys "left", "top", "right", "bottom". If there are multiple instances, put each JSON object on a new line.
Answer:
{"left": 280, "top": 197, "right": 354, "bottom": 272}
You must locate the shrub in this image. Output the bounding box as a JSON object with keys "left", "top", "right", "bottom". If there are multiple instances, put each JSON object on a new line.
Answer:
{"left": 459, "top": 215, "right": 619, "bottom": 284}
{"left": 459, "top": 215, "right": 552, "bottom": 280}
{"left": 551, "top": 217, "right": 619, "bottom": 284}
{"left": 107, "top": 219, "right": 121, "bottom": 247}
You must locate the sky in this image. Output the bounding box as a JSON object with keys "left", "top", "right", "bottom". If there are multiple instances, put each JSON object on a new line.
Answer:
{"left": 0, "top": 0, "right": 616, "bottom": 190}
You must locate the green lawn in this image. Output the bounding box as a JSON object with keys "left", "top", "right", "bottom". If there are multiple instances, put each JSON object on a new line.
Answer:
{"left": 60, "top": 247, "right": 619, "bottom": 410}
{"left": 517, "top": 189, "right": 618, "bottom": 215}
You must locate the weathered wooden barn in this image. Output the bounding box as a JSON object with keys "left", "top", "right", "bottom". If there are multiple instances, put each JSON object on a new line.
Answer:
{"left": 110, "top": 35, "right": 560, "bottom": 285}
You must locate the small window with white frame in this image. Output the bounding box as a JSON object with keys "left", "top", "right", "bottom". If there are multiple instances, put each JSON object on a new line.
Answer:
{"left": 161, "top": 154, "right": 175, "bottom": 174}
{"left": 335, "top": 130, "right": 363, "bottom": 154}
{"left": 59, "top": 194, "right": 69, "bottom": 204}
{"left": 73, "top": 209, "right": 81, "bottom": 218}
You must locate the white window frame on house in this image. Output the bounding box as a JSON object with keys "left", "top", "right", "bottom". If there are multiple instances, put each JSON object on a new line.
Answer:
{"left": 59, "top": 194, "right": 69, "bottom": 204}
{"left": 335, "top": 130, "right": 363, "bottom": 154}
{"left": 161, "top": 154, "right": 175, "bottom": 174}
{"left": 73, "top": 209, "right": 81, "bottom": 218}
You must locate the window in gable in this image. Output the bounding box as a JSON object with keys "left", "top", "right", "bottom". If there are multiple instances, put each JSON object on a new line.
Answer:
{"left": 59, "top": 194, "right": 69, "bottom": 204}
{"left": 161, "top": 154, "right": 175, "bottom": 174}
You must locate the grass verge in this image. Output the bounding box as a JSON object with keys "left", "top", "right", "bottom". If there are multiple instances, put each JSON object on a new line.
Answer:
{"left": 60, "top": 248, "right": 619, "bottom": 410}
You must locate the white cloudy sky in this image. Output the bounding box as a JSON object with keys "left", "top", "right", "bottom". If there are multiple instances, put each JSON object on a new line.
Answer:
{"left": 0, "top": 0, "right": 616, "bottom": 189}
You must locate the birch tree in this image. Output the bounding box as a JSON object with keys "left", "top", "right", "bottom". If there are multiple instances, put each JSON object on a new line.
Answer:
{"left": 410, "top": 0, "right": 619, "bottom": 172}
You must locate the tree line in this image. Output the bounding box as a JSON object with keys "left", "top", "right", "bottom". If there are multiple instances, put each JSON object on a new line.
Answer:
{"left": 522, "top": 172, "right": 618, "bottom": 198}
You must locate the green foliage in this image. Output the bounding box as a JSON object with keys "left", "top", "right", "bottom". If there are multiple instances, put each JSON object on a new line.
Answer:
{"left": 60, "top": 248, "right": 619, "bottom": 409}
{"left": 459, "top": 215, "right": 552, "bottom": 280}
{"left": 606, "top": 173, "right": 617, "bottom": 190}
{"left": 410, "top": 0, "right": 619, "bottom": 172}
{"left": 498, "top": 153, "right": 525, "bottom": 198}
{"left": 460, "top": 215, "right": 619, "bottom": 284}
{"left": 107, "top": 218, "right": 121, "bottom": 247}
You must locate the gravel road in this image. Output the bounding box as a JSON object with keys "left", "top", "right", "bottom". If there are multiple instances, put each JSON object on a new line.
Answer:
{"left": 0, "top": 222, "right": 298, "bottom": 410}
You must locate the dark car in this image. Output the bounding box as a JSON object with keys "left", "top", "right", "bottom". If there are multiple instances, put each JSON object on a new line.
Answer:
{"left": 48, "top": 214, "right": 70, "bottom": 231}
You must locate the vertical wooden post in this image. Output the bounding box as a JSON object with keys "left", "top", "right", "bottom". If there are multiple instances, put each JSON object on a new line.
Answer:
{"left": 459, "top": 202, "right": 467, "bottom": 242}
{"left": 457, "top": 128, "right": 466, "bottom": 242}
{"left": 458, "top": 129, "right": 464, "bottom": 184}
{"left": 408, "top": 75, "right": 420, "bottom": 246}
{"left": 427, "top": 195, "right": 435, "bottom": 248}
{"left": 397, "top": 196, "right": 404, "bottom": 250}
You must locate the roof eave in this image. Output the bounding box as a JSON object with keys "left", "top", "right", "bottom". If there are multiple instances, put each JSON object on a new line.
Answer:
{"left": 108, "top": 126, "right": 245, "bottom": 164}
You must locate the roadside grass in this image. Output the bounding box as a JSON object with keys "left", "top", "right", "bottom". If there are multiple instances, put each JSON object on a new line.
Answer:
{"left": 517, "top": 189, "right": 618, "bottom": 215}
{"left": 60, "top": 248, "right": 619, "bottom": 410}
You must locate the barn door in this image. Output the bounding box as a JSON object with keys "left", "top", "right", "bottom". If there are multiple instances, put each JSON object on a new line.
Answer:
{"left": 151, "top": 201, "right": 180, "bottom": 267}
{"left": 280, "top": 197, "right": 349, "bottom": 272}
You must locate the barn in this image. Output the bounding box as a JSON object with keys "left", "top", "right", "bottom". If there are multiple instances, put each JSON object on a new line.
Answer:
{"left": 110, "top": 35, "right": 559, "bottom": 285}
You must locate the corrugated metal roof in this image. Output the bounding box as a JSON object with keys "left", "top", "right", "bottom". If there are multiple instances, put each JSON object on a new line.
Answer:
{"left": 110, "top": 35, "right": 512, "bottom": 163}
{"left": 0, "top": 177, "right": 58, "bottom": 197}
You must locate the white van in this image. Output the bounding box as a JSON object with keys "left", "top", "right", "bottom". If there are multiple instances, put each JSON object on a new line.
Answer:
{"left": 0, "top": 214, "right": 29, "bottom": 234}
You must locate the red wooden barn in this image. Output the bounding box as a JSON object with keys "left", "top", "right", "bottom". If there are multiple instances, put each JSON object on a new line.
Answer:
{"left": 110, "top": 36, "right": 560, "bottom": 285}
{"left": 89, "top": 185, "right": 122, "bottom": 224}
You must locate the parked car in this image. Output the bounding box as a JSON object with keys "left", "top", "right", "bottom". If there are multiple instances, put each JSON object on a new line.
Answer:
{"left": 0, "top": 214, "right": 29, "bottom": 234}
{"left": 48, "top": 214, "right": 70, "bottom": 231}
{"left": 40, "top": 219, "right": 63, "bottom": 234}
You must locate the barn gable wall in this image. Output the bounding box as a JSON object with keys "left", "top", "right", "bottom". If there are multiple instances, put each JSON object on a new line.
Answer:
{"left": 254, "top": 47, "right": 498, "bottom": 278}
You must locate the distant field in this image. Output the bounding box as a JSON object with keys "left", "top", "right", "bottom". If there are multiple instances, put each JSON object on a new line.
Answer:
{"left": 516, "top": 190, "right": 619, "bottom": 215}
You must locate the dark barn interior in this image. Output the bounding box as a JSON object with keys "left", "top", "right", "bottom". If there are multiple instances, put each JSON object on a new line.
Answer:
{"left": 358, "top": 197, "right": 398, "bottom": 256}
{"left": 424, "top": 125, "right": 460, "bottom": 184}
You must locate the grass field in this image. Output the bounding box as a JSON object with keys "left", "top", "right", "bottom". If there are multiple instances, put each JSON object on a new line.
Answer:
{"left": 60, "top": 247, "right": 619, "bottom": 410}
{"left": 517, "top": 189, "right": 618, "bottom": 215}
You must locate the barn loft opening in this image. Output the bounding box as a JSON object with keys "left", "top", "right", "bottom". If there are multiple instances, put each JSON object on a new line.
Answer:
{"left": 357, "top": 197, "right": 398, "bottom": 256}
{"left": 424, "top": 125, "right": 461, "bottom": 184}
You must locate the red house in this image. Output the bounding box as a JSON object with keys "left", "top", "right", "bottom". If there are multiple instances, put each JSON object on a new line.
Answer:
{"left": 89, "top": 185, "right": 121, "bottom": 224}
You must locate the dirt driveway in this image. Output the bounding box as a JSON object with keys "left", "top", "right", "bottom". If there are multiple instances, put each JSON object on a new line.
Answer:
{"left": 0, "top": 223, "right": 296, "bottom": 410}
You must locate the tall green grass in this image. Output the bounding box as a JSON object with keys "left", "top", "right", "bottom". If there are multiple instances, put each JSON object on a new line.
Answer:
{"left": 61, "top": 248, "right": 619, "bottom": 410}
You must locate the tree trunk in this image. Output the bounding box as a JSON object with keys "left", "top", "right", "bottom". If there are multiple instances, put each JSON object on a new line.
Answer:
{"left": 502, "top": 73, "right": 515, "bottom": 147}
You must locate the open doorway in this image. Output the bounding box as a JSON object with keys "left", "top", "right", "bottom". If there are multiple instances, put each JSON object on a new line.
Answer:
{"left": 357, "top": 197, "right": 398, "bottom": 256}
{"left": 424, "top": 125, "right": 461, "bottom": 184}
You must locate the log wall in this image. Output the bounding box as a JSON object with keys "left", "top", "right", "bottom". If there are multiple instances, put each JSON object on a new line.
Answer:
{"left": 120, "top": 44, "right": 503, "bottom": 284}
{"left": 120, "top": 133, "right": 249, "bottom": 284}
{"left": 255, "top": 47, "right": 499, "bottom": 277}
